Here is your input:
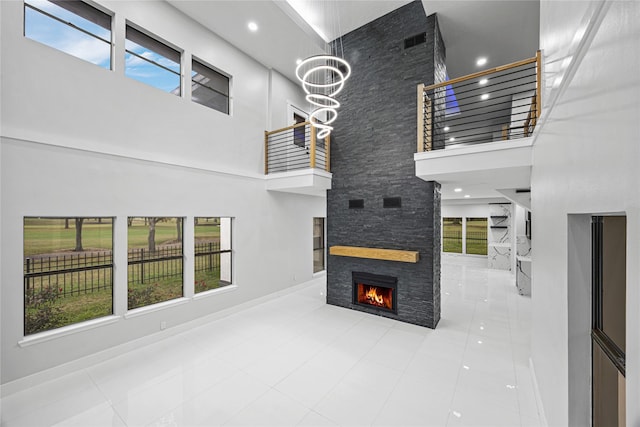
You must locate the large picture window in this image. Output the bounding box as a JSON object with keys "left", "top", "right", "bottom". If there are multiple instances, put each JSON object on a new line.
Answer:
{"left": 23, "top": 217, "right": 113, "bottom": 335}
{"left": 127, "top": 217, "right": 183, "bottom": 309}
{"left": 191, "top": 59, "right": 230, "bottom": 114}
{"left": 24, "top": 0, "right": 112, "bottom": 69}
{"left": 194, "top": 217, "right": 232, "bottom": 293}
{"left": 125, "top": 24, "right": 181, "bottom": 95}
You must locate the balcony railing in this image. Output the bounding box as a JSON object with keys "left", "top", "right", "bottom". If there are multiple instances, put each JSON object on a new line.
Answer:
{"left": 264, "top": 122, "right": 330, "bottom": 174}
{"left": 417, "top": 51, "right": 541, "bottom": 152}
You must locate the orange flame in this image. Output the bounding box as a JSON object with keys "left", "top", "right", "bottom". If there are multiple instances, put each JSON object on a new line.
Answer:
{"left": 365, "top": 286, "right": 386, "bottom": 307}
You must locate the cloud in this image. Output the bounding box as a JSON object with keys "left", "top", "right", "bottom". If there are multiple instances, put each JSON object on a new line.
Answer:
{"left": 62, "top": 36, "right": 111, "bottom": 66}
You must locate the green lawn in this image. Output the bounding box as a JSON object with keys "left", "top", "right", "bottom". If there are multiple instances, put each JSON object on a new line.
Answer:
{"left": 25, "top": 269, "right": 225, "bottom": 335}
{"left": 443, "top": 218, "right": 488, "bottom": 255}
{"left": 24, "top": 218, "right": 113, "bottom": 256}
{"left": 23, "top": 217, "right": 226, "bottom": 335}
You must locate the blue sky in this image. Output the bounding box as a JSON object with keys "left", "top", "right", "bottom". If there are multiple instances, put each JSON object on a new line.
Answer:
{"left": 25, "top": 0, "right": 183, "bottom": 94}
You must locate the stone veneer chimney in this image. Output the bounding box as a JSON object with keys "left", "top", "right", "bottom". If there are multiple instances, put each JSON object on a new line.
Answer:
{"left": 326, "top": 1, "right": 445, "bottom": 328}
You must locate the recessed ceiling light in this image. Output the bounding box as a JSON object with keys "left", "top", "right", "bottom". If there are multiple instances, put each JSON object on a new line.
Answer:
{"left": 454, "top": 188, "right": 462, "bottom": 192}
{"left": 480, "top": 93, "right": 490, "bottom": 100}
{"left": 479, "top": 78, "right": 488, "bottom": 85}
{"left": 448, "top": 137, "right": 455, "bottom": 142}
{"left": 247, "top": 21, "right": 258, "bottom": 32}
{"left": 464, "top": 194, "right": 471, "bottom": 198}
{"left": 295, "top": 58, "right": 302, "bottom": 65}
{"left": 476, "top": 57, "right": 487, "bottom": 67}
{"left": 444, "top": 126, "right": 450, "bottom": 131}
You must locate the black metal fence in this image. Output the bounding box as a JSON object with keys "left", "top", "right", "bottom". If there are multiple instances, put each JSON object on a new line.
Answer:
{"left": 24, "top": 251, "right": 113, "bottom": 299}
{"left": 195, "top": 241, "right": 229, "bottom": 274}
{"left": 23, "top": 242, "right": 230, "bottom": 299}
{"left": 442, "top": 230, "right": 488, "bottom": 253}
{"left": 127, "top": 245, "right": 183, "bottom": 285}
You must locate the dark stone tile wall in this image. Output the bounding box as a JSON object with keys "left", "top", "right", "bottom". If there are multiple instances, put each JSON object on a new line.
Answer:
{"left": 327, "top": 1, "right": 444, "bottom": 328}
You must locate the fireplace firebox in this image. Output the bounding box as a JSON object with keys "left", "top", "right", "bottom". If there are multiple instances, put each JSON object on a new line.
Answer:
{"left": 352, "top": 272, "right": 397, "bottom": 314}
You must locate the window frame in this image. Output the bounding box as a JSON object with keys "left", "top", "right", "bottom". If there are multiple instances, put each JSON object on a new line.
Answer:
{"left": 194, "top": 217, "right": 233, "bottom": 294}
{"left": 23, "top": 216, "right": 115, "bottom": 336}
{"left": 125, "top": 22, "right": 182, "bottom": 95}
{"left": 23, "top": 0, "right": 113, "bottom": 69}
{"left": 191, "top": 57, "right": 231, "bottom": 114}
{"left": 591, "top": 216, "right": 626, "bottom": 375}
{"left": 126, "top": 217, "right": 185, "bottom": 310}
{"left": 464, "top": 217, "right": 488, "bottom": 255}
{"left": 313, "top": 217, "right": 326, "bottom": 273}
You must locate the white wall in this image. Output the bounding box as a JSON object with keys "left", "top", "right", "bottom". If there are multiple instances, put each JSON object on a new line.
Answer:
{"left": 0, "top": 0, "right": 323, "bottom": 384}
{"left": 515, "top": 204, "right": 527, "bottom": 237}
{"left": 532, "top": 1, "right": 640, "bottom": 425}
{"left": 442, "top": 203, "right": 493, "bottom": 220}
{"left": 269, "top": 69, "right": 308, "bottom": 131}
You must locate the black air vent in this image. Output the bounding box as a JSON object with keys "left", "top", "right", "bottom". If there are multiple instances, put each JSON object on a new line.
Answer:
{"left": 383, "top": 197, "right": 402, "bottom": 208}
{"left": 349, "top": 199, "right": 364, "bottom": 209}
{"left": 404, "top": 32, "right": 426, "bottom": 49}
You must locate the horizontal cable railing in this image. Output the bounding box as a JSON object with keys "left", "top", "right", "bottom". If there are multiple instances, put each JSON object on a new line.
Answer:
{"left": 265, "top": 122, "right": 330, "bottom": 174}
{"left": 417, "top": 51, "right": 541, "bottom": 152}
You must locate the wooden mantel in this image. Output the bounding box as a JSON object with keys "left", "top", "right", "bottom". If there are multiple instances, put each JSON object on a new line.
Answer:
{"left": 329, "top": 246, "right": 420, "bottom": 263}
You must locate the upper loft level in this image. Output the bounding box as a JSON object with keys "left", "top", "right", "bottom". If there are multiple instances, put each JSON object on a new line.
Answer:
{"left": 264, "top": 121, "right": 332, "bottom": 197}
{"left": 415, "top": 51, "right": 542, "bottom": 205}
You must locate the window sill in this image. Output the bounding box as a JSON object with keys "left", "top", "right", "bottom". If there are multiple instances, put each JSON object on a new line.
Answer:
{"left": 193, "top": 284, "right": 237, "bottom": 300}
{"left": 124, "top": 297, "right": 190, "bottom": 319}
{"left": 19, "top": 315, "right": 121, "bottom": 348}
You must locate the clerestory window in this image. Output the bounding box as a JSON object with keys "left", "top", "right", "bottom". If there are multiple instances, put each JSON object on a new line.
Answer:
{"left": 125, "top": 24, "right": 181, "bottom": 95}
{"left": 24, "top": 0, "right": 112, "bottom": 69}
{"left": 191, "top": 58, "right": 230, "bottom": 114}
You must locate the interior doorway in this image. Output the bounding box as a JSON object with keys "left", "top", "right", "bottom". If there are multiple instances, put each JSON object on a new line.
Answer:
{"left": 591, "top": 216, "right": 626, "bottom": 427}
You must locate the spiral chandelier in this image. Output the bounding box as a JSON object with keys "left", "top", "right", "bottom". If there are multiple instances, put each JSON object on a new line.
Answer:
{"left": 295, "top": 54, "right": 351, "bottom": 139}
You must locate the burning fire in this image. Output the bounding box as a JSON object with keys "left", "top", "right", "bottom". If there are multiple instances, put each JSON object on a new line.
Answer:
{"left": 364, "top": 286, "right": 386, "bottom": 307}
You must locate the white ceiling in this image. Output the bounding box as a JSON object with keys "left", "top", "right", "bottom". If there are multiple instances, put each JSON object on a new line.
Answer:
{"left": 168, "top": 0, "right": 539, "bottom": 82}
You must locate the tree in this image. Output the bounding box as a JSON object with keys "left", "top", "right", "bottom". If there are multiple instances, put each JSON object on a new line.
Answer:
{"left": 74, "top": 218, "right": 84, "bottom": 252}
{"left": 176, "top": 218, "right": 183, "bottom": 242}
{"left": 148, "top": 217, "right": 159, "bottom": 252}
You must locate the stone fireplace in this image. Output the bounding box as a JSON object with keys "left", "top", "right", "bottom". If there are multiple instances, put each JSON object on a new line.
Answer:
{"left": 326, "top": 1, "right": 444, "bottom": 328}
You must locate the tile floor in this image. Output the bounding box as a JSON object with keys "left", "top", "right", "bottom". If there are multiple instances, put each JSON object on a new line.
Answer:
{"left": 0, "top": 255, "right": 543, "bottom": 426}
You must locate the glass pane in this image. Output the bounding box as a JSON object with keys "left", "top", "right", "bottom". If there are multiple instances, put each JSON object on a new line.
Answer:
{"left": 601, "top": 216, "right": 626, "bottom": 352}
{"left": 194, "top": 217, "right": 232, "bottom": 294}
{"left": 442, "top": 217, "right": 462, "bottom": 253}
{"left": 192, "top": 60, "right": 229, "bottom": 95}
{"left": 26, "top": 0, "right": 110, "bottom": 35}
{"left": 24, "top": 217, "right": 113, "bottom": 335}
{"left": 125, "top": 29, "right": 180, "bottom": 94}
{"left": 313, "top": 218, "right": 325, "bottom": 273}
{"left": 192, "top": 81, "right": 229, "bottom": 114}
{"left": 127, "top": 217, "right": 183, "bottom": 309}
{"left": 592, "top": 343, "right": 622, "bottom": 426}
{"left": 25, "top": 2, "right": 111, "bottom": 69}
{"left": 466, "top": 217, "right": 488, "bottom": 255}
